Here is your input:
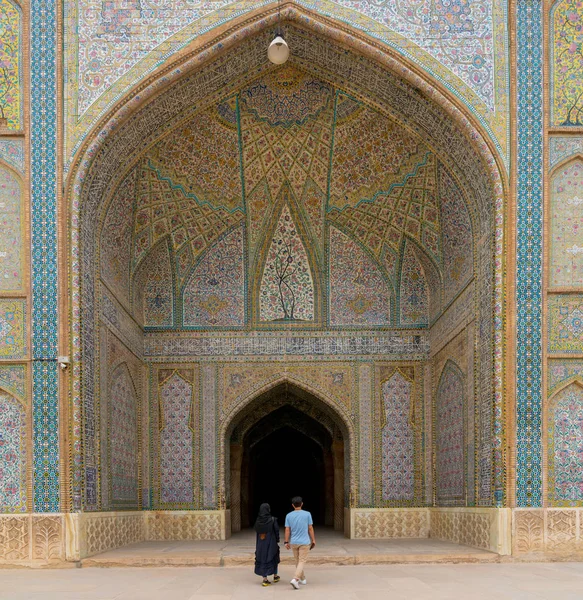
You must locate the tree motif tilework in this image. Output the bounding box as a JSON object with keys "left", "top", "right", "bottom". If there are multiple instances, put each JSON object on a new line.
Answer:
{"left": 259, "top": 205, "right": 314, "bottom": 323}
{"left": 132, "top": 239, "right": 174, "bottom": 328}
{"left": 550, "top": 160, "right": 583, "bottom": 287}
{"left": 436, "top": 361, "right": 466, "bottom": 505}
{"left": 100, "top": 168, "right": 137, "bottom": 309}
{"left": 552, "top": 0, "right": 583, "bottom": 126}
{"left": 0, "top": 0, "right": 21, "bottom": 129}
{"left": 0, "top": 390, "right": 26, "bottom": 512}
{"left": 438, "top": 165, "right": 474, "bottom": 306}
{"left": 548, "top": 383, "right": 583, "bottom": 505}
{"left": 183, "top": 226, "right": 245, "bottom": 328}
{"left": 0, "top": 299, "right": 25, "bottom": 358}
{"left": 108, "top": 364, "right": 139, "bottom": 508}
{"left": 328, "top": 227, "right": 392, "bottom": 327}
{"left": 0, "top": 164, "right": 22, "bottom": 292}
{"left": 159, "top": 372, "right": 194, "bottom": 506}
{"left": 548, "top": 295, "right": 583, "bottom": 353}
{"left": 399, "top": 241, "right": 429, "bottom": 327}
{"left": 381, "top": 371, "right": 414, "bottom": 502}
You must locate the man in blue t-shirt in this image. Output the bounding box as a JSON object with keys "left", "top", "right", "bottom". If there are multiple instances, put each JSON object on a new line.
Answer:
{"left": 284, "top": 496, "right": 316, "bottom": 590}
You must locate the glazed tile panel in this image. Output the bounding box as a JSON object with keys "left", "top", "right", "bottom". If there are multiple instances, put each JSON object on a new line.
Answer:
{"left": 381, "top": 371, "right": 414, "bottom": 502}
{"left": 159, "top": 373, "right": 194, "bottom": 506}
{"left": 516, "top": 0, "right": 543, "bottom": 507}
{"left": 551, "top": 0, "right": 583, "bottom": 126}
{"left": 0, "top": 391, "right": 26, "bottom": 512}
{"left": 550, "top": 160, "right": 583, "bottom": 287}
{"left": 548, "top": 383, "right": 583, "bottom": 506}
{"left": 435, "top": 361, "right": 466, "bottom": 506}
{"left": 0, "top": 0, "right": 22, "bottom": 130}
{"left": 0, "top": 165, "right": 23, "bottom": 292}
{"left": 0, "top": 299, "right": 26, "bottom": 359}
{"left": 64, "top": 0, "right": 509, "bottom": 166}
{"left": 548, "top": 295, "right": 583, "bottom": 354}
{"left": 31, "top": 0, "right": 59, "bottom": 512}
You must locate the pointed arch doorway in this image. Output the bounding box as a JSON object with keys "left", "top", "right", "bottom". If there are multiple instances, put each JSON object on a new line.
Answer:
{"left": 227, "top": 382, "right": 348, "bottom": 535}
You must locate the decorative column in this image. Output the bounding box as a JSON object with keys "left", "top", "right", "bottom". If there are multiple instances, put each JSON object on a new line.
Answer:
{"left": 516, "top": 0, "right": 544, "bottom": 507}
{"left": 31, "top": 0, "right": 59, "bottom": 512}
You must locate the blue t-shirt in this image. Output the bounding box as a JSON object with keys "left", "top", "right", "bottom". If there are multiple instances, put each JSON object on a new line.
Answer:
{"left": 285, "top": 509, "right": 313, "bottom": 545}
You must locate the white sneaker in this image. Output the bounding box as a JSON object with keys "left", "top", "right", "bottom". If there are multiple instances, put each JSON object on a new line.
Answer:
{"left": 299, "top": 579, "right": 307, "bottom": 585}
{"left": 290, "top": 579, "right": 300, "bottom": 590}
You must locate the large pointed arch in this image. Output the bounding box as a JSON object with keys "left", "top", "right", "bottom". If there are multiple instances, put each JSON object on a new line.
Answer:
{"left": 64, "top": 10, "right": 507, "bottom": 509}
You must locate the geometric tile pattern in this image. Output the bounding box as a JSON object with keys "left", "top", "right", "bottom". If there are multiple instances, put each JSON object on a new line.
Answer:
{"left": 548, "top": 295, "right": 583, "bottom": 353}
{"left": 183, "top": 227, "right": 246, "bottom": 328}
{"left": 516, "top": 0, "right": 543, "bottom": 507}
{"left": 399, "top": 242, "right": 429, "bottom": 327}
{"left": 31, "top": 0, "right": 59, "bottom": 512}
{"left": 72, "top": 31, "right": 503, "bottom": 515}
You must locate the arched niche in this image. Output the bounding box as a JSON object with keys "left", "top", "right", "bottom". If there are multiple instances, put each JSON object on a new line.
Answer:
{"left": 66, "top": 12, "right": 507, "bottom": 511}
{"left": 223, "top": 379, "right": 352, "bottom": 534}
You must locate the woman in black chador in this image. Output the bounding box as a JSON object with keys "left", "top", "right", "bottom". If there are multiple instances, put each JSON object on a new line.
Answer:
{"left": 253, "top": 503, "right": 281, "bottom": 586}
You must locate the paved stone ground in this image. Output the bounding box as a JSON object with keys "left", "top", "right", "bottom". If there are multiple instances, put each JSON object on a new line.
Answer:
{"left": 2, "top": 563, "right": 583, "bottom": 600}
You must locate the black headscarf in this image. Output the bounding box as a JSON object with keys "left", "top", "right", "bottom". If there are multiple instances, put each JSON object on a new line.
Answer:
{"left": 254, "top": 503, "right": 274, "bottom": 534}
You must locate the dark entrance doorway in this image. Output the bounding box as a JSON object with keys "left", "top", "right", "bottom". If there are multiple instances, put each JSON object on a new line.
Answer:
{"left": 228, "top": 385, "right": 346, "bottom": 534}
{"left": 248, "top": 426, "right": 327, "bottom": 526}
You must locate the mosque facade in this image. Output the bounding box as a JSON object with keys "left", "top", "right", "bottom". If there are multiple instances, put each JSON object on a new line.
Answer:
{"left": 0, "top": 0, "right": 581, "bottom": 563}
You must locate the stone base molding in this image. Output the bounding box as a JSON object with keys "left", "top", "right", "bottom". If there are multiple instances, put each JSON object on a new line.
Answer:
{"left": 0, "top": 514, "right": 67, "bottom": 566}
{"left": 513, "top": 508, "right": 583, "bottom": 558}
{"left": 430, "top": 508, "right": 511, "bottom": 555}
{"left": 348, "top": 508, "right": 430, "bottom": 539}
{"left": 66, "top": 511, "right": 145, "bottom": 561}
{"left": 146, "top": 510, "right": 230, "bottom": 541}
{"left": 9, "top": 508, "right": 583, "bottom": 565}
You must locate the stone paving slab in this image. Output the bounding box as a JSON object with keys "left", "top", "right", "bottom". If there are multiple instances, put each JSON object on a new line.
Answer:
{"left": 82, "top": 530, "right": 496, "bottom": 568}
{"left": 2, "top": 563, "right": 583, "bottom": 599}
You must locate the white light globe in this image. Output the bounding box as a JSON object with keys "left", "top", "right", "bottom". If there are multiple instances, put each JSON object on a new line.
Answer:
{"left": 268, "top": 36, "right": 290, "bottom": 64}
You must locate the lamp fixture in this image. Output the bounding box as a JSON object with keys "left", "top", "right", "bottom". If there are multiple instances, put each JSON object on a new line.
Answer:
{"left": 268, "top": 36, "right": 289, "bottom": 64}
{"left": 268, "top": 0, "right": 289, "bottom": 64}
